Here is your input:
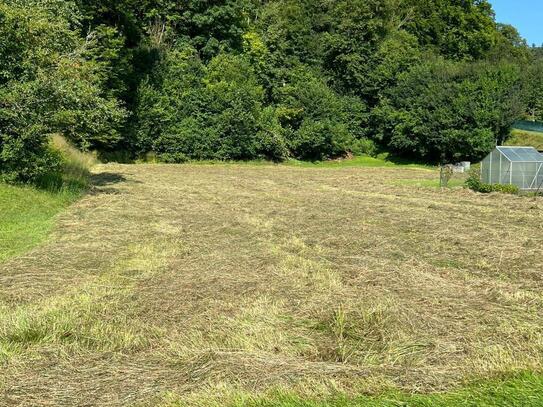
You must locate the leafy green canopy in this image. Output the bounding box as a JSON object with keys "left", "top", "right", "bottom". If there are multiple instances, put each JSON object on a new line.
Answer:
{"left": 134, "top": 48, "right": 286, "bottom": 162}
{"left": 0, "top": 0, "right": 540, "bottom": 183}
{"left": 373, "top": 60, "right": 526, "bottom": 161}
{"left": 0, "top": 0, "right": 125, "bottom": 183}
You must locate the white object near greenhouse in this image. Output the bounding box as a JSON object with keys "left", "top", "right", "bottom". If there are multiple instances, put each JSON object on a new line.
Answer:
{"left": 481, "top": 146, "right": 543, "bottom": 191}
{"left": 452, "top": 162, "right": 471, "bottom": 173}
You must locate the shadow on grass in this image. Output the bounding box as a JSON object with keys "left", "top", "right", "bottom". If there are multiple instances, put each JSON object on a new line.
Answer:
{"left": 89, "top": 172, "right": 141, "bottom": 195}
{"left": 91, "top": 172, "right": 128, "bottom": 187}
{"left": 382, "top": 153, "right": 434, "bottom": 167}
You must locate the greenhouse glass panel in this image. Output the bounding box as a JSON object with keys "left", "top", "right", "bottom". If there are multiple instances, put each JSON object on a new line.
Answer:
{"left": 496, "top": 147, "right": 542, "bottom": 162}
{"left": 481, "top": 147, "right": 543, "bottom": 191}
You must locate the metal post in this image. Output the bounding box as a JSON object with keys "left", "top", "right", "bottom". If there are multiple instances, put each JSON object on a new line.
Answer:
{"left": 498, "top": 154, "right": 502, "bottom": 184}
{"left": 489, "top": 151, "right": 492, "bottom": 184}
{"left": 510, "top": 162, "right": 513, "bottom": 185}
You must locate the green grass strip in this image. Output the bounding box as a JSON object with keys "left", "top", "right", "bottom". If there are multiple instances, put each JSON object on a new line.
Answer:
{"left": 228, "top": 372, "right": 543, "bottom": 407}
{"left": 0, "top": 183, "right": 80, "bottom": 262}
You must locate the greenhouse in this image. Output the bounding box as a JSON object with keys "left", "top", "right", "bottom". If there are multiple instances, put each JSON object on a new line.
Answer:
{"left": 481, "top": 146, "right": 543, "bottom": 191}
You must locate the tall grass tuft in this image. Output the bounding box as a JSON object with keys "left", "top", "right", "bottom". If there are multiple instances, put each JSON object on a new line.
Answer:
{"left": 35, "top": 134, "right": 97, "bottom": 193}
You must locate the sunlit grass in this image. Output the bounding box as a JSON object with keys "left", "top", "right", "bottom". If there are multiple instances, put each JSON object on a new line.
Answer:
{"left": 284, "top": 154, "right": 434, "bottom": 170}
{"left": 0, "top": 184, "right": 78, "bottom": 262}
{"left": 392, "top": 177, "right": 467, "bottom": 189}
{"left": 0, "top": 135, "right": 95, "bottom": 263}
{"left": 159, "top": 372, "right": 543, "bottom": 406}
{"left": 133, "top": 153, "right": 435, "bottom": 170}
{"left": 2, "top": 163, "right": 543, "bottom": 403}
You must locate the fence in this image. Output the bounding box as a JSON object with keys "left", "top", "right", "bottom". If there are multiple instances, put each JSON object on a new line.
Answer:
{"left": 512, "top": 120, "right": 543, "bottom": 133}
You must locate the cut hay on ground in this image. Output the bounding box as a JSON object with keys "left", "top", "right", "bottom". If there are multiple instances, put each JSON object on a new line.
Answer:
{"left": 1, "top": 164, "right": 542, "bottom": 406}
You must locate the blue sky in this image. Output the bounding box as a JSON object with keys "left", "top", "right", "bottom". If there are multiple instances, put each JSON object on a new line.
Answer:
{"left": 489, "top": 0, "right": 543, "bottom": 46}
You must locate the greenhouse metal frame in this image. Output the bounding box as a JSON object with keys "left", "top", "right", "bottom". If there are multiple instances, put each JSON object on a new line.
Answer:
{"left": 481, "top": 146, "right": 543, "bottom": 191}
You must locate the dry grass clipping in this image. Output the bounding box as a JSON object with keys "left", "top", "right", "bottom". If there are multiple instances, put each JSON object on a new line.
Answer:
{"left": 1, "top": 163, "right": 542, "bottom": 406}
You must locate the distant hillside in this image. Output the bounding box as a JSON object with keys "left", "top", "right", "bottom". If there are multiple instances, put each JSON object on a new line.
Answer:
{"left": 506, "top": 122, "right": 543, "bottom": 151}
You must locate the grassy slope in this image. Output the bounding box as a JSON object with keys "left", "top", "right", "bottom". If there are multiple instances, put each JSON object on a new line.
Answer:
{"left": 506, "top": 129, "right": 543, "bottom": 151}
{"left": 0, "top": 136, "right": 93, "bottom": 263}
{"left": 0, "top": 184, "right": 79, "bottom": 262}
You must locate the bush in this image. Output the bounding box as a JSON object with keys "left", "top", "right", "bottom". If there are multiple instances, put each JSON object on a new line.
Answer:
{"left": 0, "top": 1, "right": 126, "bottom": 184}
{"left": 352, "top": 138, "right": 378, "bottom": 157}
{"left": 465, "top": 166, "right": 483, "bottom": 191}
{"left": 273, "top": 65, "right": 367, "bottom": 160}
{"left": 46, "top": 60, "right": 127, "bottom": 151}
{"left": 492, "top": 184, "right": 520, "bottom": 194}
{"left": 256, "top": 106, "right": 289, "bottom": 161}
{"left": 290, "top": 120, "right": 353, "bottom": 161}
{"left": 0, "top": 132, "right": 62, "bottom": 184}
{"left": 135, "top": 57, "right": 365, "bottom": 162}
{"left": 465, "top": 165, "right": 519, "bottom": 194}
{"left": 32, "top": 135, "right": 96, "bottom": 192}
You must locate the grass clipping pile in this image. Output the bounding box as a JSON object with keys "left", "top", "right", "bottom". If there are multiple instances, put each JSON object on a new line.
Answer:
{"left": 1, "top": 163, "right": 543, "bottom": 405}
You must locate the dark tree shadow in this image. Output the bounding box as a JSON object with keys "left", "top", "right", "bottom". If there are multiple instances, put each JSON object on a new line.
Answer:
{"left": 90, "top": 172, "right": 128, "bottom": 187}
{"left": 383, "top": 153, "right": 434, "bottom": 167}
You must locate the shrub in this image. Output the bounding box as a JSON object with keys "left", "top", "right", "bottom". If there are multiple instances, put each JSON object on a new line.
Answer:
{"left": 0, "top": 132, "right": 62, "bottom": 184}
{"left": 273, "top": 65, "right": 368, "bottom": 160}
{"left": 46, "top": 60, "right": 127, "bottom": 151}
{"left": 290, "top": 120, "right": 353, "bottom": 161}
{"left": 32, "top": 135, "right": 96, "bottom": 192}
{"left": 0, "top": 1, "right": 126, "bottom": 184}
{"left": 465, "top": 165, "right": 519, "bottom": 194}
{"left": 465, "top": 165, "right": 484, "bottom": 191}
{"left": 256, "top": 106, "right": 289, "bottom": 161}
{"left": 491, "top": 183, "right": 520, "bottom": 194}
{"left": 352, "top": 138, "right": 378, "bottom": 157}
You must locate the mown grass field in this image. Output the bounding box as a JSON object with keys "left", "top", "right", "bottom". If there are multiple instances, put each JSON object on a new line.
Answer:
{"left": 1, "top": 163, "right": 543, "bottom": 406}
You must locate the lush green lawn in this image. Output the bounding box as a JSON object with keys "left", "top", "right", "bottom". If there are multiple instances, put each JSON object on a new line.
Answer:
{"left": 214, "top": 373, "right": 543, "bottom": 407}
{"left": 0, "top": 184, "right": 79, "bottom": 262}
{"left": 284, "top": 155, "right": 434, "bottom": 170}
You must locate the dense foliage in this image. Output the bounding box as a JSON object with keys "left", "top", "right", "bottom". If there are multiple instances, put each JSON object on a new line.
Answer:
{"left": 1, "top": 0, "right": 542, "bottom": 182}
{"left": 373, "top": 60, "right": 526, "bottom": 161}
{"left": 0, "top": 0, "right": 125, "bottom": 183}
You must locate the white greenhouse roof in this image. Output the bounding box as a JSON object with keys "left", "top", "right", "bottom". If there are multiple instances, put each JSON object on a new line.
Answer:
{"left": 495, "top": 146, "right": 543, "bottom": 163}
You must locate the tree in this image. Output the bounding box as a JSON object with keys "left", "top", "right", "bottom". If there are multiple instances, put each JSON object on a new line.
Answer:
{"left": 1, "top": 0, "right": 539, "bottom": 180}
{"left": 372, "top": 59, "right": 526, "bottom": 161}
{"left": 273, "top": 64, "right": 368, "bottom": 160}
{"left": 135, "top": 46, "right": 286, "bottom": 161}
{"left": 0, "top": 0, "right": 126, "bottom": 182}
{"left": 403, "top": 0, "right": 497, "bottom": 60}
{"left": 320, "top": 0, "right": 394, "bottom": 97}
{"left": 487, "top": 24, "right": 531, "bottom": 63}
{"left": 524, "top": 60, "right": 543, "bottom": 121}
